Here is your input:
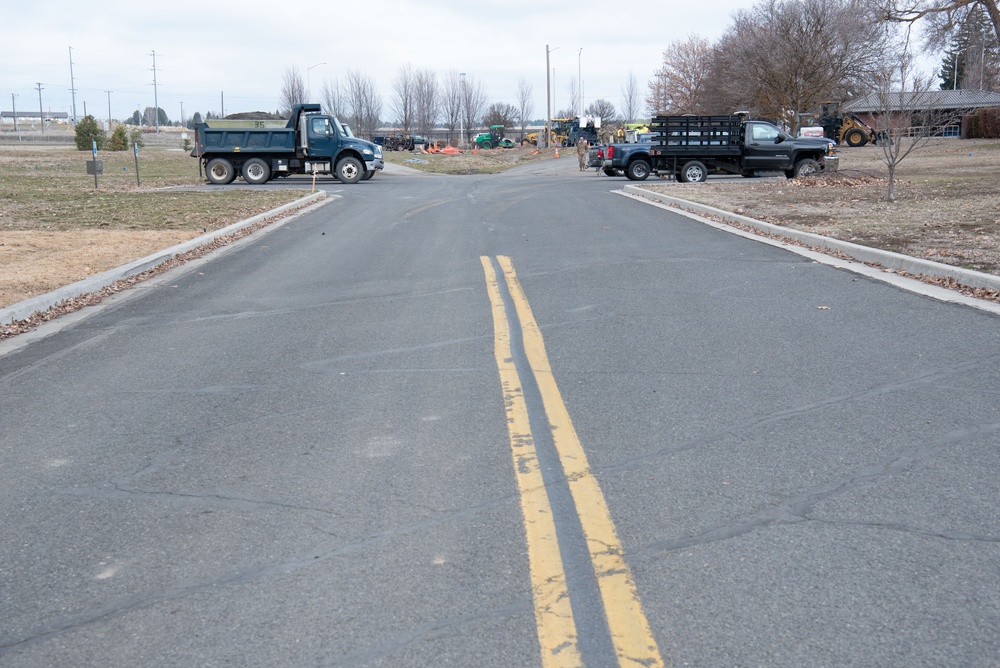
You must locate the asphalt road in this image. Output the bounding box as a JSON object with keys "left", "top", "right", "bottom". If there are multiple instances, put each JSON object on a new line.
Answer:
{"left": 2, "top": 157, "right": 999, "bottom": 667}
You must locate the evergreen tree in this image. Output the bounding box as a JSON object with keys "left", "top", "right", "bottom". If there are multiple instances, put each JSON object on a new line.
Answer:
{"left": 108, "top": 124, "right": 129, "bottom": 151}
{"left": 74, "top": 115, "right": 106, "bottom": 151}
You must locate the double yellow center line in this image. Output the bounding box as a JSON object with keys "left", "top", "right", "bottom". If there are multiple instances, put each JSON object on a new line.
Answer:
{"left": 481, "top": 256, "right": 663, "bottom": 668}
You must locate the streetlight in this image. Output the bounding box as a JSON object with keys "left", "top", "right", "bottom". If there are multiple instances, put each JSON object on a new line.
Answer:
{"left": 307, "top": 62, "right": 326, "bottom": 97}
{"left": 578, "top": 47, "right": 583, "bottom": 117}
{"left": 460, "top": 72, "right": 466, "bottom": 147}
{"left": 546, "top": 45, "right": 559, "bottom": 148}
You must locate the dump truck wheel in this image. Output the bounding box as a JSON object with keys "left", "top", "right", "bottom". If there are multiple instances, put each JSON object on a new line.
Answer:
{"left": 336, "top": 157, "right": 363, "bottom": 184}
{"left": 845, "top": 129, "right": 868, "bottom": 147}
{"left": 240, "top": 158, "right": 270, "bottom": 185}
{"left": 206, "top": 158, "right": 236, "bottom": 185}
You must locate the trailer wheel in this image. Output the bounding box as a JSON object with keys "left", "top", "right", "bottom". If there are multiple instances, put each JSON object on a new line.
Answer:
{"left": 844, "top": 129, "right": 868, "bottom": 147}
{"left": 790, "top": 158, "right": 820, "bottom": 178}
{"left": 240, "top": 158, "right": 271, "bottom": 185}
{"left": 336, "top": 156, "right": 363, "bottom": 184}
{"left": 206, "top": 158, "right": 236, "bottom": 185}
{"left": 679, "top": 160, "right": 708, "bottom": 183}
{"left": 626, "top": 159, "right": 651, "bottom": 181}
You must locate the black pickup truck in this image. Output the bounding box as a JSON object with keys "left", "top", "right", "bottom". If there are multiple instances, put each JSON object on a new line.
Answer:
{"left": 648, "top": 115, "right": 838, "bottom": 182}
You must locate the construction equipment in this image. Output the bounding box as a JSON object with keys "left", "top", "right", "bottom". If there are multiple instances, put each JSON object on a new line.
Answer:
{"left": 524, "top": 117, "right": 572, "bottom": 147}
{"left": 472, "top": 125, "right": 515, "bottom": 149}
{"left": 816, "top": 102, "right": 881, "bottom": 147}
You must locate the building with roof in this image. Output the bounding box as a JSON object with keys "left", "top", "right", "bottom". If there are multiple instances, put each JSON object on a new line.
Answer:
{"left": 843, "top": 89, "right": 1000, "bottom": 138}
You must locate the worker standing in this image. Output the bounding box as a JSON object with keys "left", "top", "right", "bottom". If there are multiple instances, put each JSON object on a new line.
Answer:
{"left": 577, "top": 138, "right": 589, "bottom": 171}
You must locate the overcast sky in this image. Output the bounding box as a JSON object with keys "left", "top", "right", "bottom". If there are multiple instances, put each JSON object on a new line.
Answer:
{"left": 2, "top": 0, "right": 938, "bottom": 125}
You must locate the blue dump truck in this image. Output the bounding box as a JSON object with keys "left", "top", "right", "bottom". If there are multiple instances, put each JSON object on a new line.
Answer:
{"left": 649, "top": 115, "right": 838, "bottom": 182}
{"left": 193, "top": 104, "right": 383, "bottom": 185}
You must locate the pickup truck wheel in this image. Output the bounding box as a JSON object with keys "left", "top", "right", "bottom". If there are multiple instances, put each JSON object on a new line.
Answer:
{"left": 844, "top": 129, "right": 868, "bottom": 147}
{"left": 336, "top": 157, "right": 363, "bottom": 184}
{"left": 205, "top": 158, "right": 236, "bottom": 185}
{"left": 679, "top": 161, "right": 708, "bottom": 183}
{"left": 240, "top": 158, "right": 271, "bottom": 185}
{"left": 791, "top": 158, "right": 820, "bottom": 178}
{"left": 626, "top": 159, "right": 651, "bottom": 181}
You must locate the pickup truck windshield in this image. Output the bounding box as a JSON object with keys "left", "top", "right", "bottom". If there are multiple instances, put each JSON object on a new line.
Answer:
{"left": 334, "top": 118, "right": 354, "bottom": 138}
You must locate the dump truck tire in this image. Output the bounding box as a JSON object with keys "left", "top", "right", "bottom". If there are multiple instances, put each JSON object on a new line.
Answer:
{"left": 240, "top": 158, "right": 270, "bottom": 185}
{"left": 206, "top": 158, "right": 236, "bottom": 185}
{"left": 336, "top": 157, "right": 363, "bottom": 184}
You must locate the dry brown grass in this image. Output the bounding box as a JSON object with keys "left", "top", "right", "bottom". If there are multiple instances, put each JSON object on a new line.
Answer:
{"left": 0, "top": 144, "right": 304, "bottom": 307}
{"left": 640, "top": 139, "right": 1000, "bottom": 275}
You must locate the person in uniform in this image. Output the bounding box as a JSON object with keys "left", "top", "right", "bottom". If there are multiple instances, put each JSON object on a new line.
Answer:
{"left": 577, "top": 137, "right": 589, "bottom": 171}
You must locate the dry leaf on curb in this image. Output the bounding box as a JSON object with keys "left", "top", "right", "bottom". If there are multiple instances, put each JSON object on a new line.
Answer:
{"left": 817, "top": 306, "right": 831, "bottom": 310}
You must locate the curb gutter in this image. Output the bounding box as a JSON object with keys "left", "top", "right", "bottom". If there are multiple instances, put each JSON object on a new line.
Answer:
{"left": 622, "top": 184, "right": 1000, "bottom": 296}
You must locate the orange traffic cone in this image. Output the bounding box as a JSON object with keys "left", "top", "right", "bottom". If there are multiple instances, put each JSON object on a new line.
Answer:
{"left": 554, "top": 146, "right": 560, "bottom": 158}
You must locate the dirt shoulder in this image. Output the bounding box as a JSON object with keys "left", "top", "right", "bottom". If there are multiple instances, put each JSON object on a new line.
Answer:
{"left": 638, "top": 140, "right": 1000, "bottom": 276}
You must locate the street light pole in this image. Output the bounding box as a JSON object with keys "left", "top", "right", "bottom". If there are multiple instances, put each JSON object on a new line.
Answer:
{"left": 307, "top": 62, "right": 326, "bottom": 98}
{"left": 106, "top": 91, "right": 113, "bottom": 130}
{"left": 578, "top": 47, "right": 583, "bottom": 117}
{"left": 546, "top": 45, "right": 559, "bottom": 148}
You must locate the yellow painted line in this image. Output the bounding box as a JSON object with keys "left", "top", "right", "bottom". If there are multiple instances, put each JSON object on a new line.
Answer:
{"left": 496, "top": 255, "right": 664, "bottom": 668}
{"left": 480, "top": 256, "right": 582, "bottom": 668}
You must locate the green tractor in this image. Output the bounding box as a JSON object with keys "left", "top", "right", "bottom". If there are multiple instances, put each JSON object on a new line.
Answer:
{"left": 472, "top": 125, "right": 515, "bottom": 149}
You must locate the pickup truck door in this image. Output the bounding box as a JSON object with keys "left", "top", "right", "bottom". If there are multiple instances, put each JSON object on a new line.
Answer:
{"left": 743, "top": 122, "right": 793, "bottom": 171}
{"left": 307, "top": 116, "right": 338, "bottom": 159}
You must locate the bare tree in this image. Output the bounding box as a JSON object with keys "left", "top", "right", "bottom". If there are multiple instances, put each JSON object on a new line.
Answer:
{"left": 442, "top": 71, "right": 463, "bottom": 143}
{"left": 516, "top": 76, "right": 534, "bottom": 136}
{"left": 712, "top": 0, "right": 893, "bottom": 132}
{"left": 279, "top": 66, "right": 307, "bottom": 115}
{"left": 413, "top": 69, "right": 439, "bottom": 137}
{"left": 882, "top": 0, "right": 1000, "bottom": 48}
{"left": 620, "top": 71, "right": 641, "bottom": 123}
{"left": 483, "top": 102, "right": 519, "bottom": 128}
{"left": 461, "top": 75, "right": 490, "bottom": 135}
{"left": 868, "top": 52, "right": 969, "bottom": 201}
{"left": 647, "top": 35, "right": 713, "bottom": 115}
{"left": 390, "top": 63, "right": 416, "bottom": 132}
{"left": 321, "top": 78, "right": 345, "bottom": 119}
{"left": 585, "top": 99, "right": 619, "bottom": 126}
{"left": 344, "top": 68, "right": 382, "bottom": 139}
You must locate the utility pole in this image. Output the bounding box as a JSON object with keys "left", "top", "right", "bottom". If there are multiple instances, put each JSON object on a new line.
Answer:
{"left": 221, "top": 91, "right": 225, "bottom": 118}
{"left": 69, "top": 46, "right": 78, "bottom": 125}
{"left": 179, "top": 101, "right": 184, "bottom": 128}
{"left": 106, "top": 91, "right": 113, "bottom": 130}
{"left": 36, "top": 83, "right": 44, "bottom": 134}
{"left": 11, "top": 93, "right": 19, "bottom": 137}
{"left": 150, "top": 50, "right": 159, "bottom": 133}
{"left": 578, "top": 47, "right": 583, "bottom": 117}
{"left": 460, "top": 72, "right": 466, "bottom": 147}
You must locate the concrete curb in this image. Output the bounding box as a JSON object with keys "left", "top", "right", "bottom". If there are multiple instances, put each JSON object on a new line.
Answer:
{"left": 1, "top": 191, "right": 328, "bottom": 325}
{"left": 623, "top": 184, "right": 1000, "bottom": 294}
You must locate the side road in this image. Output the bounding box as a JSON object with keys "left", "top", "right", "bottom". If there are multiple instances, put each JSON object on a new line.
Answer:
{"left": 622, "top": 184, "right": 1000, "bottom": 316}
